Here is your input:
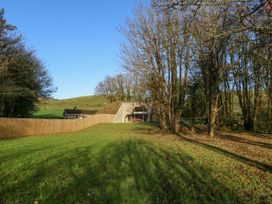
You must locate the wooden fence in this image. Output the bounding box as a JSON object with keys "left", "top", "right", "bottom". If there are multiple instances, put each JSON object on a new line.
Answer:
{"left": 0, "top": 114, "right": 115, "bottom": 138}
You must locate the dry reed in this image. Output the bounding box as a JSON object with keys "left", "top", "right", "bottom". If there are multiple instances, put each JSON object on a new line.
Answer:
{"left": 0, "top": 114, "right": 115, "bottom": 138}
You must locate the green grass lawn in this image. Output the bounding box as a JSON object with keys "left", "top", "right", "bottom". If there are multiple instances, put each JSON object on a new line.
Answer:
{"left": 0, "top": 124, "right": 271, "bottom": 203}
{"left": 40, "top": 95, "right": 108, "bottom": 110}
{"left": 32, "top": 109, "right": 64, "bottom": 119}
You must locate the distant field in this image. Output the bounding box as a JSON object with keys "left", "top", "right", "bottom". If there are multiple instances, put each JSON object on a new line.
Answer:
{"left": 33, "top": 95, "right": 116, "bottom": 119}
{"left": 0, "top": 123, "right": 271, "bottom": 203}
{"left": 32, "top": 109, "right": 64, "bottom": 119}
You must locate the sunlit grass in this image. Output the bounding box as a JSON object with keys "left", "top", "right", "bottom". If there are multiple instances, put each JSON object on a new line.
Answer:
{"left": 33, "top": 95, "right": 109, "bottom": 119}
{"left": 32, "top": 109, "right": 64, "bottom": 119}
{"left": 0, "top": 123, "right": 271, "bottom": 203}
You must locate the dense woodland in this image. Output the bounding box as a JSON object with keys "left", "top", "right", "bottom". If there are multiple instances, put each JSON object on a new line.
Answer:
{"left": 96, "top": 0, "right": 272, "bottom": 135}
{"left": 0, "top": 9, "right": 54, "bottom": 117}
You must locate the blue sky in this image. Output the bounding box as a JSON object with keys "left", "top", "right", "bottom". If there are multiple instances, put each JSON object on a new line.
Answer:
{"left": 1, "top": 0, "right": 143, "bottom": 99}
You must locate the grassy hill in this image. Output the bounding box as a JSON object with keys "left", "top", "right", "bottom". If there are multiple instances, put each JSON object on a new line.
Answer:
{"left": 0, "top": 123, "right": 271, "bottom": 203}
{"left": 33, "top": 95, "right": 120, "bottom": 119}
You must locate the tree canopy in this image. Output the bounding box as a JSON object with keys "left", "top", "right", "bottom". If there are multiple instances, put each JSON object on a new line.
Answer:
{"left": 118, "top": 0, "right": 272, "bottom": 134}
{"left": 0, "top": 9, "right": 54, "bottom": 117}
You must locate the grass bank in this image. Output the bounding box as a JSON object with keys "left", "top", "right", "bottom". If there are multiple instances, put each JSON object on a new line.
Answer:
{"left": 0, "top": 123, "right": 271, "bottom": 203}
{"left": 33, "top": 95, "right": 120, "bottom": 119}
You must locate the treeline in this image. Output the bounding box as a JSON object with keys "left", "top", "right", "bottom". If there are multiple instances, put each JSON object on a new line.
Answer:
{"left": 0, "top": 9, "right": 54, "bottom": 117}
{"left": 117, "top": 0, "right": 271, "bottom": 135}
{"left": 95, "top": 74, "right": 146, "bottom": 102}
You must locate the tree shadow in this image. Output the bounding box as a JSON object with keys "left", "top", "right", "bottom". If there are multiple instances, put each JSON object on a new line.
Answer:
{"left": 178, "top": 134, "right": 272, "bottom": 173}
{"left": 1, "top": 138, "right": 246, "bottom": 203}
{"left": 219, "top": 133, "right": 272, "bottom": 150}
{"left": 242, "top": 131, "right": 272, "bottom": 139}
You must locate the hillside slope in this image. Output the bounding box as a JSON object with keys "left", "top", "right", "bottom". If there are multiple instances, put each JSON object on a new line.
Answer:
{"left": 33, "top": 95, "right": 119, "bottom": 119}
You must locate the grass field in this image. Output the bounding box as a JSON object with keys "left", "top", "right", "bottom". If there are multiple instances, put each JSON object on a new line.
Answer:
{"left": 33, "top": 95, "right": 114, "bottom": 119}
{"left": 0, "top": 123, "right": 271, "bottom": 203}
{"left": 32, "top": 109, "right": 64, "bottom": 119}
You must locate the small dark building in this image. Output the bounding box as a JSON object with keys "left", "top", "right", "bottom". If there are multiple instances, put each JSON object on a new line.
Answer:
{"left": 63, "top": 108, "right": 97, "bottom": 119}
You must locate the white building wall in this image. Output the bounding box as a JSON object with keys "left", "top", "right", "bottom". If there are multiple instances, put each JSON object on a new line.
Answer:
{"left": 114, "top": 102, "right": 142, "bottom": 123}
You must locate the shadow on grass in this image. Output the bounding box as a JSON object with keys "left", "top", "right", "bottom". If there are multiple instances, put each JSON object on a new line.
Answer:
{"left": 1, "top": 139, "right": 244, "bottom": 203}
{"left": 239, "top": 131, "right": 272, "bottom": 139}
{"left": 219, "top": 133, "right": 272, "bottom": 150}
{"left": 178, "top": 134, "right": 272, "bottom": 173}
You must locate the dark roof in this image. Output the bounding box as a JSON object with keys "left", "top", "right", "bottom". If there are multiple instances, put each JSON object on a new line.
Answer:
{"left": 133, "top": 106, "right": 147, "bottom": 112}
{"left": 63, "top": 109, "right": 97, "bottom": 115}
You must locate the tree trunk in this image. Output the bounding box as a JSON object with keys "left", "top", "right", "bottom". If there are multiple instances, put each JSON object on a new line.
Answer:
{"left": 208, "top": 92, "right": 218, "bottom": 137}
